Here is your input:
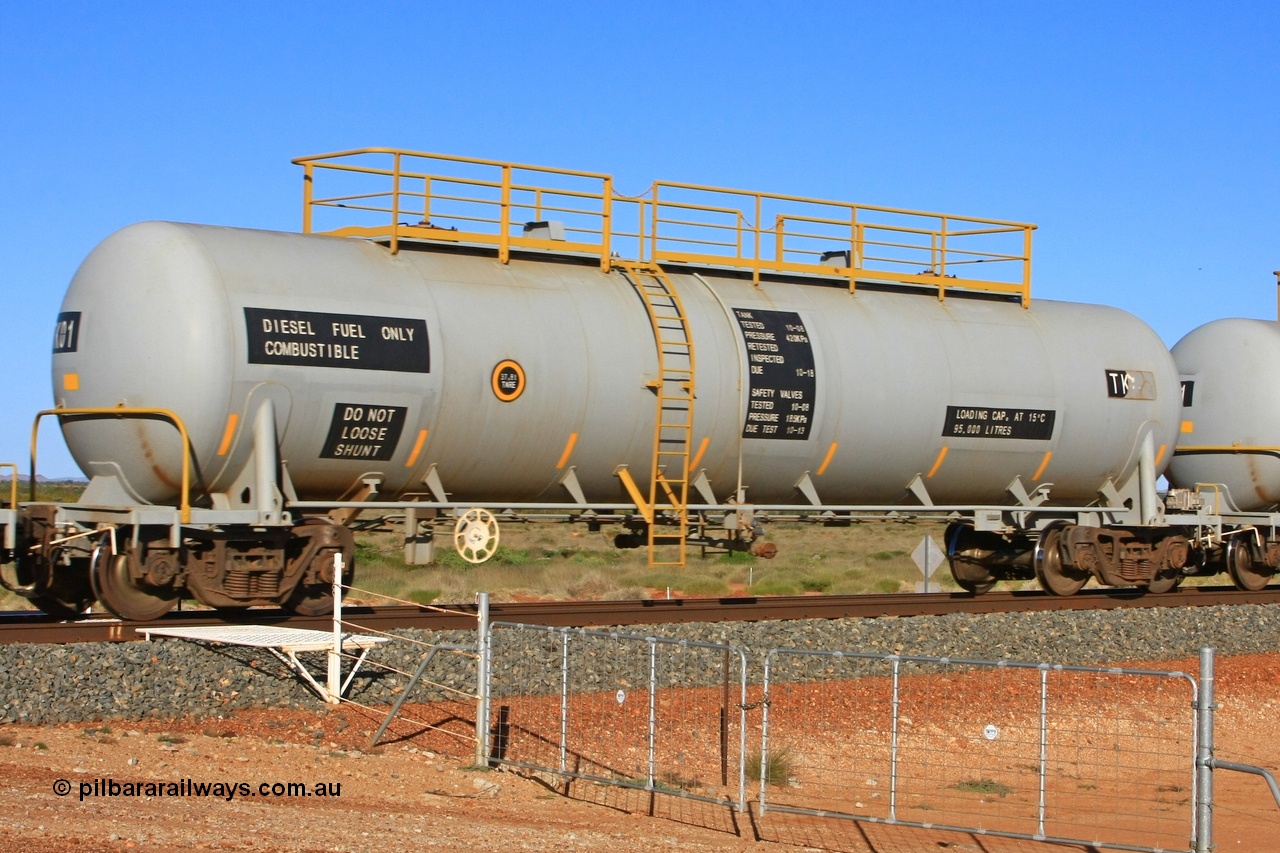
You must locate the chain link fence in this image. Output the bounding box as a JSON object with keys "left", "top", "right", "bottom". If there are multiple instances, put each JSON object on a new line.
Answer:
{"left": 759, "top": 649, "right": 1199, "bottom": 852}
{"left": 484, "top": 622, "right": 750, "bottom": 810}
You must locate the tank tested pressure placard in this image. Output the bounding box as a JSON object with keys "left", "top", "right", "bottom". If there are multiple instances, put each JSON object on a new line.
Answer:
{"left": 245, "top": 308, "right": 429, "bottom": 373}
{"left": 733, "top": 308, "right": 816, "bottom": 440}
{"left": 943, "top": 406, "right": 1055, "bottom": 440}
{"left": 320, "top": 403, "right": 408, "bottom": 460}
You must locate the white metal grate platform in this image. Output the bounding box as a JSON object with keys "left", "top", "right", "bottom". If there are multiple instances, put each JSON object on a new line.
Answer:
{"left": 138, "top": 624, "right": 387, "bottom": 651}
{"left": 137, "top": 624, "right": 389, "bottom": 701}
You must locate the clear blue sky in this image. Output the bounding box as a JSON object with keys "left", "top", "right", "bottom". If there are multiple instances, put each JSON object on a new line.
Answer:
{"left": 2, "top": 1, "right": 1277, "bottom": 477}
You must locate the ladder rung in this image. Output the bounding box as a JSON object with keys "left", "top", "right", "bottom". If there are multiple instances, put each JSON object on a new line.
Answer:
{"left": 630, "top": 259, "right": 693, "bottom": 571}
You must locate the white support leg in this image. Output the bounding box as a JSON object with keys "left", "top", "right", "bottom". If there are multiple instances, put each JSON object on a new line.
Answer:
{"left": 327, "top": 553, "right": 344, "bottom": 704}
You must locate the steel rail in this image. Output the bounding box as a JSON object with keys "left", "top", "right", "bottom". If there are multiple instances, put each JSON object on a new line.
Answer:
{"left": 1, "top": 584, "right": 1277, "bottom": 646}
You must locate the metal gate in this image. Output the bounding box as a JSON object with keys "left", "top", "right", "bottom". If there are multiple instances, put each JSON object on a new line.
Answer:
{"left": 759, "top": 649, "right": 1199, "bottom": 852}
{"left": 484, "top": 622, "right": 749, "bottom": 810}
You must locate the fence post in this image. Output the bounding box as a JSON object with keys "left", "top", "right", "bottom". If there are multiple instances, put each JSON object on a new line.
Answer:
{"left": 474, "top": 592, "right": 491, "bottom": 767}
{"left": 1194, "top": 647, "right": 1215, "bottom": 853}
{"left": 326, "top": 553, "right": 343, "bottom": 704}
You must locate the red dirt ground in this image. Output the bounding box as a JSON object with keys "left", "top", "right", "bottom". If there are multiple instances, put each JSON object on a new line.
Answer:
{"left": 1, "top": 651, "right": 1277, "bottom": 852}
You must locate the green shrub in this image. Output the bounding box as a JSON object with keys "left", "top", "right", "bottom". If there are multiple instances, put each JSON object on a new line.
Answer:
{"left": 408, "top": 589, "right": 441, "bottom": 606}
{"left": 750, "top": 578, "right": 799, "bottom": 596}
{"left": 746, "top": 745, "right": 794, "bottom": 785}
{"left": 678, "top": 577, "right": 729, "bottom": 596}
{"left": 951, "top": 778, "right": 1013, "bottom": 797}
{"left": 799, "top": 574, "right": 834, "bottom": 592}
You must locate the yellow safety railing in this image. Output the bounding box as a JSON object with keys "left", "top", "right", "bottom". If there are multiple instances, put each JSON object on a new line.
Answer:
{"left": 295, "top": 147, "right": 1037, "bottom": 305}
{"left": 649, "top": 181, "right": 1035, "bottom": 306}
{"left": 31, "top": 407, "right": 194, "bottom": 523}
{"left": 294, "top": 148, "right": 616, "bottom": 272}
{"left": 0, "top": 463, "right": 17, "bottom": 509}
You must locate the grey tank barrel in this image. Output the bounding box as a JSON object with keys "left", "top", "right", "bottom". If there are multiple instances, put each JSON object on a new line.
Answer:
{"left": 52, "top": 221, "right": 1180, "bottom": 510}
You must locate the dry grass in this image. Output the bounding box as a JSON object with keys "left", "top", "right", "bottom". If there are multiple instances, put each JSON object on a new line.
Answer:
{"left": 0, "top": 493, "right": 1228, "bottom": 612}
{"left": 344, "top": 517, "right": 957, "bottom": 606}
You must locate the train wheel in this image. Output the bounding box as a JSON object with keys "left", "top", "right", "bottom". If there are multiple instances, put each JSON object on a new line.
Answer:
{"left": 1034, "top": 526, "right": 1087, "bottom": 596}
{"left": 944, "top": 523, "right": 997, "bottom": 595}
{"left": 287, "top": 586, "right": 334, "bottom": 617}
{"left": 1226, "top": 538, "right": 1271, "bottom": 591}
{"left": 1145, "top": 571, "right": 1183, "bottom": 594}
{"left": 90, "top": 550, "right": 176, "bottom": 621}
{"left": 28, "top": 595, "right": 91, "bottom": 619}
{"left": 284, "top": 518, "right": 355, "bottom": 616}
{"left": 954, "top": 576, "right": 996, "bottom": 595}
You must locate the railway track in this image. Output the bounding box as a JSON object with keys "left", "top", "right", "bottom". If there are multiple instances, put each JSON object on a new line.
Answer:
{"left": 2, "top": 584, "right": 1277, "bottom": 645}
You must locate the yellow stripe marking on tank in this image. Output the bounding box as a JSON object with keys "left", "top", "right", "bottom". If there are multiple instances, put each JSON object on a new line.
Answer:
{"left": 1181, "top": 420, "right": 1195, "bottom": 434}
{"left": 1154, "top": 443, "right": 1168, "bottom": 466}
{"left": 555, "top": 433, "right": 579, "bottom": 470}
{"left": 405, "top": 429, "right": 429, "bottom": 468}
{"left": 63, "top": 373, "right": 79, "bottom": 391}
{"left": 1031, "top": 450, "right": 1053, "bottom": 482}
{"left": 215, "top": 413, "right": 239, "bottom": 456}
{"left": 926, "top": 446, "right": 949, "bottom": 478}
{"left": 688, "top": 436, "right": 710, "bottom": 471}
{"left": 816, "top": 442, "right": 839, "bottom": 476}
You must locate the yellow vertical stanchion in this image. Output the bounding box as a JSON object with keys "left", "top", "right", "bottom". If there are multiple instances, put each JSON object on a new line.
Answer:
{"left": 752, "top": 195, "right": 762, "bottom": 287}
{"left": 390, "top": 152, "right": 402, "bottom": 255}
{"left": 1022, "top": 226, "right": 1034, "bottom": 308}
{"left": 848, "top": 209, "right": 859, "bottom": 294}
{"left": 301, "top": 164, "right": 314, "bottom": 233}
{"left": 649, "top": 183, "right": 659, "bottom": 263}
{"left": 499, "top": 166, "right": 512, "bottom": 264}
{"left": 600, "top": 177, "right": 613, "bottom": 272}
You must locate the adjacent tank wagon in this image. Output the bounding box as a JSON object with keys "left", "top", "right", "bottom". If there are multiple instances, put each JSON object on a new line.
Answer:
{"left": 1167, "top": 315, "right": 1280, "bottom": 590}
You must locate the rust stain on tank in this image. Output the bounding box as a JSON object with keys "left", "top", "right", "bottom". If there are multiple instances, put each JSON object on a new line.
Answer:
{"left": 1246, "top": 453, "right": 1280, "bottom": 506}
{"left": 132, "top": 420, "right": 181, "bottom": 492}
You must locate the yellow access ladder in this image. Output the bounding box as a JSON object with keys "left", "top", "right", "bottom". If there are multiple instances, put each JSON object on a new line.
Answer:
{"left": 614, "top": 260, "right": 696, "bottom": 569}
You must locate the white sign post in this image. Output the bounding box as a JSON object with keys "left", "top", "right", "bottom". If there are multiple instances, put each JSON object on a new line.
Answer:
{"left": 327, "top": 553, "right": 344, "bottom": 704}
{"left": 912, "top": 535, "right": 945, "bottom": 593}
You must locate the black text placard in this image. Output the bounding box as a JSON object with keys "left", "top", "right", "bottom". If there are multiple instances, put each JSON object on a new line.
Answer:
{"left": 942, "top": 406, "right": 1056, "bottom": 441}
{"left": 319, "top": 403, "right": 408, "bottom": 461}
{"left": 245, "top": 308, "right": 429, "bottom": 373}
{"left": 734, "top": 308, "right": 816, "bottom": 440}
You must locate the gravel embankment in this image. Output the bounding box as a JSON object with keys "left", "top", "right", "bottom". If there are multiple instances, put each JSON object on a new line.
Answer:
{"left": 4, "top": 603, "right": 1279, "bottom": 724}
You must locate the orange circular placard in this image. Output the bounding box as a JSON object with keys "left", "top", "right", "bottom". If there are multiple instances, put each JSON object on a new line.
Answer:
{"left": 491, "top": 359, "right": 525, "bottom": 401}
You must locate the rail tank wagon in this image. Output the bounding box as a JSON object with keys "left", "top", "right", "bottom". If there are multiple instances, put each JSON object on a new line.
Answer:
{"left": 56, "top": 221, "right": 1180, "bottom": 508}
{"left": 1168, "top": 317, "right": 1280, "bottom": 589}
{"left": 8, "top": 149, "right": 1194, "bottom": 618}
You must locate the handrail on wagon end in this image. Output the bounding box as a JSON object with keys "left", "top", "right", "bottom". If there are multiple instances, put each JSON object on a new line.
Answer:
{"left": 0, "top": 463, "right": 17, "bottom": 510}
{"left": 31, "top": 407, "right": 193, "bottom": 523}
